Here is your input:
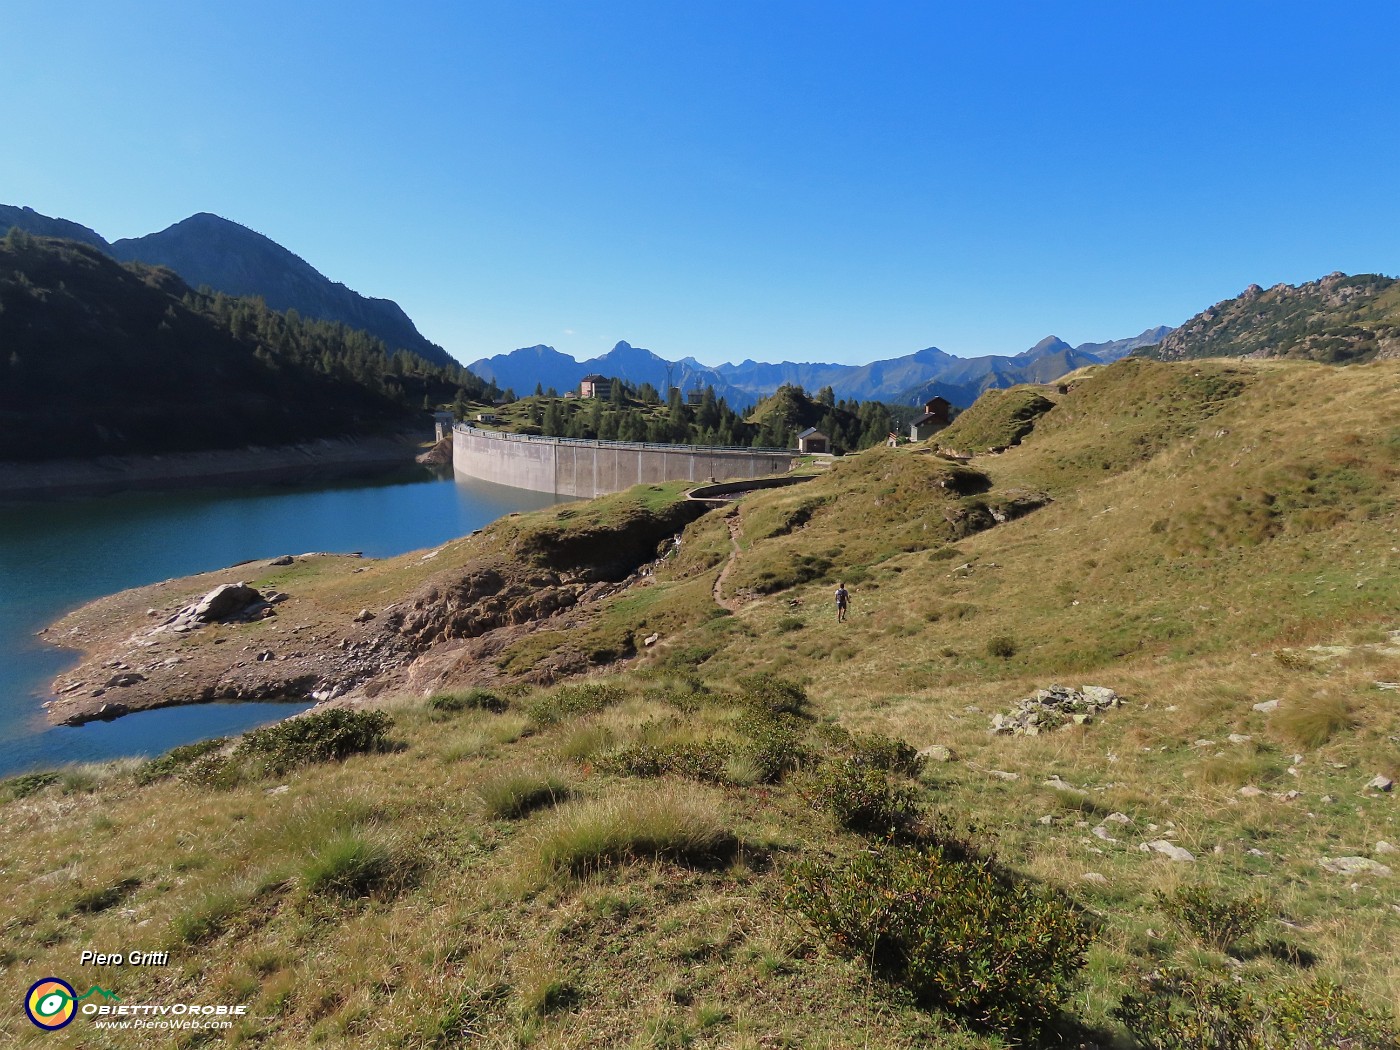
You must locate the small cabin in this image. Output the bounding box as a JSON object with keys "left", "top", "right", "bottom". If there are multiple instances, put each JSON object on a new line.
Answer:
{"left": 580, "top": 374, "right": 612, "bottom": 399}
{"left": 475, "top": 412, "right": 497, "bottom": 424}
{"left": 796, "top": 427, "right": 829, "bottom": 454}
{"left": 910, "top": 396, "right": 953, "bottom": 442}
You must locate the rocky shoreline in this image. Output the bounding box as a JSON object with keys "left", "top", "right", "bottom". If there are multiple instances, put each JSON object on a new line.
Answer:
{"left": 0, "top": 434, "right": 429, "bottom": 501}
{"left": 38, "top": 495, "right": 686, "bottom": 726}
{"left": 41, "top": 555, "right": 415, "bottom": 726}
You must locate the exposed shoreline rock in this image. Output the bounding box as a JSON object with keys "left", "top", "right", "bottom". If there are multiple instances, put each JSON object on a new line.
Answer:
{"left": 38, "top": 499, "right": 681, "bottom": 726}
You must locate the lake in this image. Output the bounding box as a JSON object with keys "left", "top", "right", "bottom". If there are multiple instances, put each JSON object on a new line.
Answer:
{"left": 0, "top": 469, "right": 563, "bottom": 778}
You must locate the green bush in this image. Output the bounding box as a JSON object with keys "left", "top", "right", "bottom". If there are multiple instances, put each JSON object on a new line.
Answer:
{"left": 735, "top": 711, "right": 808, "bottom": 783}
{"left": 736, "top": 673, "right": 810, "bottom": 718}
{"left": 809, "top": 759, "right": 922, "bottom": 835}
{"left": 1158, "top": 886, "right": 1271, "bottom": 953}
{"left": 526, "top": 683, "right": 627, "bottom": 727}
{"left": 234, "top": 709, "right": 394, "bottom": 775}
{"left": 1115, "top": 966, "right": 1259, "bottom": 1050}
{"left": 179, "top": 752, "right": 243, "bottom": 789}
{"left": 427, "top": 689, "right": 507, "bottom": 714}
{"left": 986, "top": 634, "right": 1018, "bottom": 658}
{"left": 598, "top": 741, "right": 730, "bottom": 783}
{"left": 784, "top": 842, "right": 1093, "bottom": 1037}
{"left": 1115, "top": 970, "right": 1399, "bottom": 1050}
{"left": 3, "top": 771, "right": 59, "bottom": 800}
{"left": 136, "top": 738, "right": 229, "bottom": 785}
{"left": 1269, "top": 980, "right": 1398, "bottom": 1049}
{"left": 816, "top": 725, "right": 924, "bottom": 777}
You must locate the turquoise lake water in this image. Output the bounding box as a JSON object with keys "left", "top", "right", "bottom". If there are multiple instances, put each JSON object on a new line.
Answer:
{"left": 0, "top": 469, "right": 562, "bottom": 778}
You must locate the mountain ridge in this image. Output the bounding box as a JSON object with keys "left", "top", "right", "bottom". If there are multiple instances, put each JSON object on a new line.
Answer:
{"left": 1134, "top": 273, "right": 1399, "bottom": 364}
{"left": 1, "top": 205, "right": 456, "bottom": 367}
{"left": 470, "top": 326, "right": 1174, "bottom": 408}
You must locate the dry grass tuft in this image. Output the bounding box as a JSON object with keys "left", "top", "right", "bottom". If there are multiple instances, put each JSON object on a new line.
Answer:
{"left": 515, "top": 784, "right": 736, "bottom": 888}
{"left": 1274, "top": 693, "right": 1357, "bottom": 749}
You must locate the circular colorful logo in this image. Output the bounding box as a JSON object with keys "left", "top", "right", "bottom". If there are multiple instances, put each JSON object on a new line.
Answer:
{"left": 25, "top": 978, "right": 77, "bottom": 1030}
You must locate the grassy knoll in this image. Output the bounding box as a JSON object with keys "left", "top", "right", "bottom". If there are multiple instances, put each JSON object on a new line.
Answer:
{"left": 4, "top": 357, "right": 1399, "bottom": 1047}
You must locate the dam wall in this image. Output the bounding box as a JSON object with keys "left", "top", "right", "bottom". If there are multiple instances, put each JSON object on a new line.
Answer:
{"left": 453, "top": 425, "right": 798, "bottom": 499}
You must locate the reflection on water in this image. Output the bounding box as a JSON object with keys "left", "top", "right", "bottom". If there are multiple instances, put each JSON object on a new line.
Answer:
{"left": 0, "top": 470, "right": 563, "bottom": 777}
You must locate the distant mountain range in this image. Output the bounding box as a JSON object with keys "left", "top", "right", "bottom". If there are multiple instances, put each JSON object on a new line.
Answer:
{"left": 2, "top": 203, "right": 1177, "bottom": 403}
{"left": 1134, "top": 272, "right": 1400, "bottom": 365}
{"left": 0, "top": 205, "right": 455, "bottom": 367}
{"left": 471, "top": 327, "right": 1173, "bottom": 408}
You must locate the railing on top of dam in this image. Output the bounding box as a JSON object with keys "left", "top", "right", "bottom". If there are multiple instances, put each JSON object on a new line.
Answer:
{"left": 454, "top": 423, "right": 794, "bottom": 456}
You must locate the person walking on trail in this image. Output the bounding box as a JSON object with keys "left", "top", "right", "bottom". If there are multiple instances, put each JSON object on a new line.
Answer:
{"left": 834, "top": 582, "right": 849, "bottom": 623}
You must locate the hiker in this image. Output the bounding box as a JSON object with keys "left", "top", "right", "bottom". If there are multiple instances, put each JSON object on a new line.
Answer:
{"left": 834, "top": 582, "right": 849, "bottom": 623}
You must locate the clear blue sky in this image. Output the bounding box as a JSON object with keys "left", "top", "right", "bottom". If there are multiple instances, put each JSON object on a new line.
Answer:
{"left": 4, "top": 2, "right": 1398, "bottom": 366}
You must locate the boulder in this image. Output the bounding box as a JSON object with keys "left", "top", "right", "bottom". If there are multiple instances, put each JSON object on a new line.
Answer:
{"left": 193, "top": 583, "right": 263, "bottom": 623}
{"left": 1319, "top": 856, "right": 1392, "bottom": 877}
{"left": 1141, "top": 839, "right": 1195, "bottom": 862}
{"left": 918, "top": 744, "right": 955, "bottom": 763}
{"left": 1366, "top": 775, "right": 1394, "bottom": 793}
{"left": 989, "top": 684, "right": 1124, "bottom": 735}
{"left": 1252, "top": 699, "right": 1281, "bottom": 713}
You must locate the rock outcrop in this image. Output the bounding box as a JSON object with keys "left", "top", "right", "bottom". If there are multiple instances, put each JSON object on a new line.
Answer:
{"left": 990, "top": 684, "right": 1122, "bottom": 735}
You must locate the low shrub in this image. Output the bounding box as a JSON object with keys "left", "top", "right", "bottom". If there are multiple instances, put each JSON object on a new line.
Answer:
{"left": 598, "top": 741, "right": 730, "bottom": 783}
{"left": 816, "top": 725, "right": 924, "bottom": 777}
{"left": 784, "top": 842, "right": 1093, "bottom": 1038}
{"left": 774, "top": 616, "right": 805, "bottom": 633}
{"left": 1158, "top": 886, "right": 1271, "bottom": 953}
{"left": 526, "top": 683, "right": 627, "bottom": 727}
{"left": 234, "top": 710, "right": 394, "bottom": 775}
{"left": 476, "top": 768, "right": 571, "bottom": 820}
{"left": 522, "top": 786, "right": 737, "bottom": 884}
{"left": 3, "top": 771, "right": 59, "bottom": 800}
{"left": 136, "top": 738, "right": 229, "bottom": 785}
{"left": 179, "top": 752, "right": 244, "bottom": 789}
{"left": 736, "top": 673, "right": 810, "bottom": 718}
{"left": 1115, "top": 966, "right": 1260, "bottom": 1050}
{"left": 986, "top": 634, "right": 1018, "bottom": 659}
{"left": 1269, "top": 980, "right": 1398, "bottom": 1049}
{"left": 809, "top": 759, "right": 922, "bottom": 835}
{"left": 1115, "top": 969, "right": 1399, "bottom": 1050}
{"left": 427, "top": 689, "right": 507, "bottom": 714}
{"left": 735, "top": 711, "right": 808, "bottom": 783}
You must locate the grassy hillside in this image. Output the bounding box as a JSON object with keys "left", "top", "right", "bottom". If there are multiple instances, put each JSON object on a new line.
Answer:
{"left": 0, "top": 231, "right": 492, "bottom": 461}
{"left": 3, "top": 357, "right": 1399, "bottom": 1048}
{"left": 1137, "top": 271, "right": 1400, "bottom": 364}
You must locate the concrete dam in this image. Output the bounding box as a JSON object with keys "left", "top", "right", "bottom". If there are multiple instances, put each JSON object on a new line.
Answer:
{"left": 453, "top": 425, "right": 798, "bottom": 499}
